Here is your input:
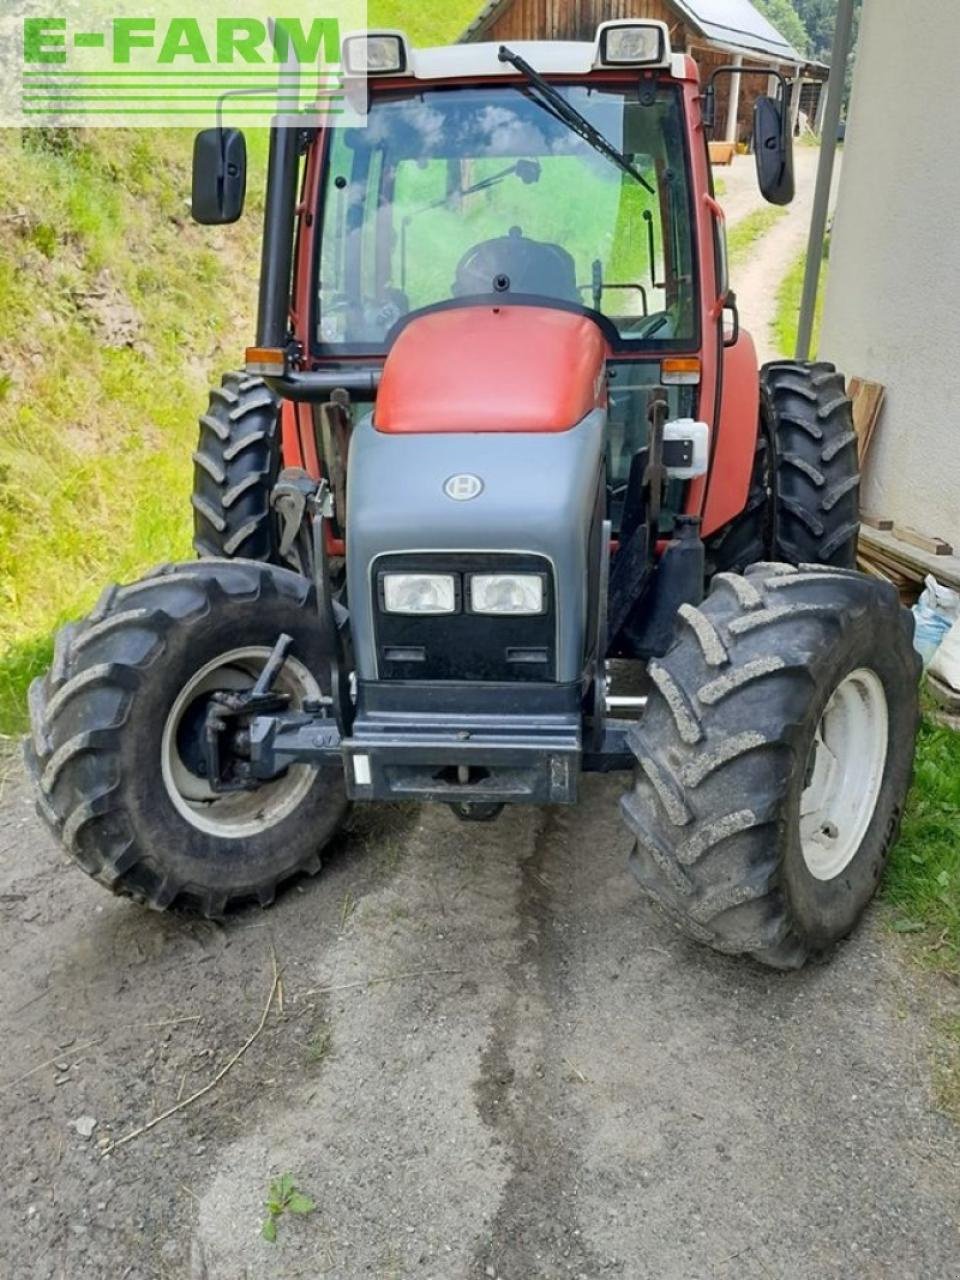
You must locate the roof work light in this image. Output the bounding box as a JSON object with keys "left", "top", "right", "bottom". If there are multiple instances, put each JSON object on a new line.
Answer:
{"left": 342, "top": 32, "right": 409, "bottom": 76}
{"left": 596, "top": 21, "right": 670, "bottom": 68}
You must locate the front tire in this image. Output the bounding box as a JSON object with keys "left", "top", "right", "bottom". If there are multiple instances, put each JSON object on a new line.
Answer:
{"left": 622, "top": 564, "right": 920, "bottom": 969}
{"left": 25, "top": 560, "right": 348, "bottom": 916}
{"left": 192, "top": 372, "right": 282, "bottom": 563}
{"left": 706, "top": 362, "right": 861, "bottom": 575}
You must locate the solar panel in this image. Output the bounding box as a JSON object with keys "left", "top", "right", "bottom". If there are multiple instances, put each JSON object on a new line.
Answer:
{"left": 667, "top": 0, "right": 804, "bottom": 62}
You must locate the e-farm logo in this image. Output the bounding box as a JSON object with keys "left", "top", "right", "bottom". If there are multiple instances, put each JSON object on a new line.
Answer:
{"left": 0, "top": 1, "right": 369, "bottom": 127}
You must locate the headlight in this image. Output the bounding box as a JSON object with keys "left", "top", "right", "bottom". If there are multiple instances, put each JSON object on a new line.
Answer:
{"left": 469, "top": 574, "right": 544, "bottom": 616}
{"left": 381, "top": 572, "right": 457, "bottom": 615}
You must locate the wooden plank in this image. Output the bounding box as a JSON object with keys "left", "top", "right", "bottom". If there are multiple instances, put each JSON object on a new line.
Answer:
{"left": 858, "top": 549, "right": 915, "bottom": 586}
{"left": 892, "top": 524, "right": 953, "bottom": 557}
{"left": 860, "top": 513, "right": 894, "bottom": 531}
{"left": 860, "top": 528, "right": 960, "bottom": 591}
{"left": 847, "top": 377, "right": 885, "bottom": 463}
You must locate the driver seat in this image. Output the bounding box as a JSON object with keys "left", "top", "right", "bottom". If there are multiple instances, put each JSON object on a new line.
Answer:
{"left": 453, "top": 227, "right": 580, "bottom": 304}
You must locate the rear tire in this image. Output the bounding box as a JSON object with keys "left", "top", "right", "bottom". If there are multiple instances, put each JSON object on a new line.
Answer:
{"left": 192, "top": 372, "right": 282, "bottom": 563}
{"left": 622, "top": 563, "right": 920, "bottom": 969}
{"left": 25, "top": 560, "right": 348, "bottom": 916}
{"left": 706, "top": 361, "right": 860, "bottom": 575}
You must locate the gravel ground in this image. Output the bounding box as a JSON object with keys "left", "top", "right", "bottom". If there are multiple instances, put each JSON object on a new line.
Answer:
{"left": 1, "top": 742, "right": 959, "bottom": 1280}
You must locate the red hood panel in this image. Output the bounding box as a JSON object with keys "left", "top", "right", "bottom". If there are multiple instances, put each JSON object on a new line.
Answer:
{"left": 375, "top": 306, "right": 608, "bottom": 434}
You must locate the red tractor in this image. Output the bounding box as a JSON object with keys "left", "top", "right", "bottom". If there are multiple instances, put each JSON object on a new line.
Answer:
{"left": 27, "top": 23, "right": 919, "bottom": 970}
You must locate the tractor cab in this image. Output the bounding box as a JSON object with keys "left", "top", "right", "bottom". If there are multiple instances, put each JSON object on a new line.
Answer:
{"left": 314, "top": 48, "right": 700, "bottom": 528}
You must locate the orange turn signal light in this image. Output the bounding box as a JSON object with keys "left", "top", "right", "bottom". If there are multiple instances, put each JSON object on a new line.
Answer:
{"left": 245, "top": 346, "right": 286, "bottom": 376}
{"left": 661, "top": 357, "right": 701, "bottom": 386}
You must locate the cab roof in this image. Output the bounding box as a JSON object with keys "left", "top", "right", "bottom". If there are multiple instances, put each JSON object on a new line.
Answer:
{"left": 383, "top": 40, "right": 690, "bottom": 83}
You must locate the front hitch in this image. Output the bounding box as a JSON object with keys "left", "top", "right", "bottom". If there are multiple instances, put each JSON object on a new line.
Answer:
{"left": 202, "top": 633, "right": 295, "bottom": 793}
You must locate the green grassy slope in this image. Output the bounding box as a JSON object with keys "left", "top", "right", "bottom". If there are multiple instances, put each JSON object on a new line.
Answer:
{"left": 0, "top": 128, "right": 264, "bottom": 730}
{"left": 0, "top": 1, "right": 481, "bottom": 733}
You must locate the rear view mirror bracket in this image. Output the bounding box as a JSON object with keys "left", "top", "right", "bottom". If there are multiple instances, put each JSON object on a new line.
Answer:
{"left": 703, "top": 65, "right": 795, "bottom": 206}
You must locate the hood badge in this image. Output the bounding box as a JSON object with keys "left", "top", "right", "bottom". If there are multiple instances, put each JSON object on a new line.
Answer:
{"left": 444, "top": 474, "right": 484, "bottom": 502}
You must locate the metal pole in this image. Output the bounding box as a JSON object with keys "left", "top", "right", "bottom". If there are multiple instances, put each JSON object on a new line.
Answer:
{"left": 795, "top": 0, "right": 856, "bottom": 360}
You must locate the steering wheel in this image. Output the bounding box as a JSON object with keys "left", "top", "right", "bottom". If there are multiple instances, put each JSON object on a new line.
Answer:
{"left": 453, "top": 228, "right": 580, "bottom": 302}
{"left": 321, "top": 288, "right": 409, "bottom": 341}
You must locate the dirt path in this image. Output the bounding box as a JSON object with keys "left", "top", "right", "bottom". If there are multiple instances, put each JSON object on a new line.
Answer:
{"left": 2, "top": 742, "right": 959, "bottom": 1279}
{"left": 716, "top": 147, "right": 841, "bottom": 362}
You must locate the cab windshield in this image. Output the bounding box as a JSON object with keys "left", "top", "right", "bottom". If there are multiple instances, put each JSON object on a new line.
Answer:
{"left": 315, "top": 83, "right": 697, "bottom": 353}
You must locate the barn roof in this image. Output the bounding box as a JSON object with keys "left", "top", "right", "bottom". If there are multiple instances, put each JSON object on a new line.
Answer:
{"left": 462, "top": 0, "right": 806, "bottom": 65}
{"left": 670, "top": 0, "right": 804, "bottom": 62}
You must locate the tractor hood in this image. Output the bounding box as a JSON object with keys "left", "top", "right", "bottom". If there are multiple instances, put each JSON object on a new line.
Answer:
{"left": 347, "top": 407, "right": 606, "bottom": 685}
{"left": 374, "top": 303, "right": 609, "bottom": 435}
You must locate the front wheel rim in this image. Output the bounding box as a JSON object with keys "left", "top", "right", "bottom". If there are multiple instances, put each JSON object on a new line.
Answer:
{"left": 161, "top": 646, "right": 322, "bottom": 841}
{"left": 799, "top": 667, "right": 889, "bottom": 881}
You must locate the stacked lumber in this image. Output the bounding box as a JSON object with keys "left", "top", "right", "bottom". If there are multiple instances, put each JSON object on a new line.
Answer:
{"left": 858, "top": 524, "right": 960, "bottom": 604}
{"left": 844, "top": 376, "right": 957, "bottom": 603}
{"left": 857, "top": 543, "right": 922, "bottom": 603}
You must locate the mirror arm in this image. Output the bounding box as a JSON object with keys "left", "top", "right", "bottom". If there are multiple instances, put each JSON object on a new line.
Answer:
{"left": 702, "top": 65, "right": 790, "bottom": 136}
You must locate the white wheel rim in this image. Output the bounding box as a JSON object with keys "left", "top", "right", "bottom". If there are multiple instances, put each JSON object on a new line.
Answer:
{"left": 799, "top": 667, "right": 889, "bottom": 881}
{"left": 161, "top": 646, "right": 321, "bottom": 841}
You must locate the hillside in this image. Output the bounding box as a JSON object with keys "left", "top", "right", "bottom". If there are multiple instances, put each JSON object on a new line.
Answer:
{"left": 0, "top": 2, "right": 480, "bottom": 733}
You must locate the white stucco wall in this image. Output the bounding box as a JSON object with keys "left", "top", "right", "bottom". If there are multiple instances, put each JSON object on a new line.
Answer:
{"left": 820, "top": 0, "right": 960, "bottom": 539}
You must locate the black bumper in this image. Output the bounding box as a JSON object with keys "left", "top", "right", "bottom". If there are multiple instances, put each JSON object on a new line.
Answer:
{"left": 248, "top": 683, "right": 635, "bottom": 806}
{"left": 342, "top": 713, "right": 582, "bottom": 805}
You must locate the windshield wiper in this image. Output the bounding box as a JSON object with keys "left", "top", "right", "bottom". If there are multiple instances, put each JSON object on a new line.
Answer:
{"left": 498, "top": 46, "right": 655, "bottom": 196}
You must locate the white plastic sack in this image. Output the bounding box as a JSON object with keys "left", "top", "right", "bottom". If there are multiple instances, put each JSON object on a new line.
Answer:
{"left": 930, "top": 615, "right": 960, "bottom": 692}
{"left": 912, "top": 575, "right": 960, "bottom": 668}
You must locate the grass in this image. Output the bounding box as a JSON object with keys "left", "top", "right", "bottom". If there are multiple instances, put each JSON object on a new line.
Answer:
{"left": 0, "top": 127, "right": 264, "bottom": 731}
{"left": 260, "top": 1172, "right": 316, "bottom": 1243}
{"left": 773, "top": 238, "right": 829, "bottom": 359}
{"left": 884, "top": 709, "right": 960, "bottom": 969}
{"left": 726, "top": 205, "right": 787, "bottom": 268}
{"left": 883, "top": 702, "right": 960, "bottom": 1117}
{"left": 365, "top": 1, "right": 481, "bottom": 42}
{"left": 306, "top": 1024, "right": 333, "bottom": 1064}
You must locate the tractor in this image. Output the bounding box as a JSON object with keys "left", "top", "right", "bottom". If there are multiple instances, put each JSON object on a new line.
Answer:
{"left": 26, "top": 22, "right": 920, "bottom": 970}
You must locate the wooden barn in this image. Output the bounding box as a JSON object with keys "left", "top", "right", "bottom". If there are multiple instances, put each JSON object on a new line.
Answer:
{"left": 462, "top": 0, "right": 829, "bottom": 144}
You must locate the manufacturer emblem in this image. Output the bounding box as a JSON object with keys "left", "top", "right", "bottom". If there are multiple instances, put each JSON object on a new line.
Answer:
{"left": 443, "top": 474, "right": 484, "bottom": 501}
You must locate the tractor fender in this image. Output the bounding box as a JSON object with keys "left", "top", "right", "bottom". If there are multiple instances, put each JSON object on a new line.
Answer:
{"left": 700, "top": 328, "right": 761, "bottom": 538}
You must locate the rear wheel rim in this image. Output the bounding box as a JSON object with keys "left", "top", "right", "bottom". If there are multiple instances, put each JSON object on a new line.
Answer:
{"left": 161, "top": 646, "right": 322, "bottom": 840}
{"left": 799, "top": 667, "right": 889, "bottom": 881}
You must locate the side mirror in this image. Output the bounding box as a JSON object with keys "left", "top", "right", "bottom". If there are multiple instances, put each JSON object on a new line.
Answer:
{"left": 702, "top": 83, "right": 716, "bottom": 131}
{"left": 753, "top": 96, "right": 794, "bottom": 206}
{"left": 191, "top": 128, "right": 247, "bottom": 225}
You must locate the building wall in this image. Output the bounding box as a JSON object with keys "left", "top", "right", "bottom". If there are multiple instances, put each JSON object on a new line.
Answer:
{"left": 820, "top": 0, "right": 960, "bottom": 539}
{"left": 480, "top": 0, "right": 684, "bottom": 44}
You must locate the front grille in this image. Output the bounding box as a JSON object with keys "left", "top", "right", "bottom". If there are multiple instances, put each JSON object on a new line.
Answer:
{"left": 372, "top": 552, "right": 556, "bottom": 682}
